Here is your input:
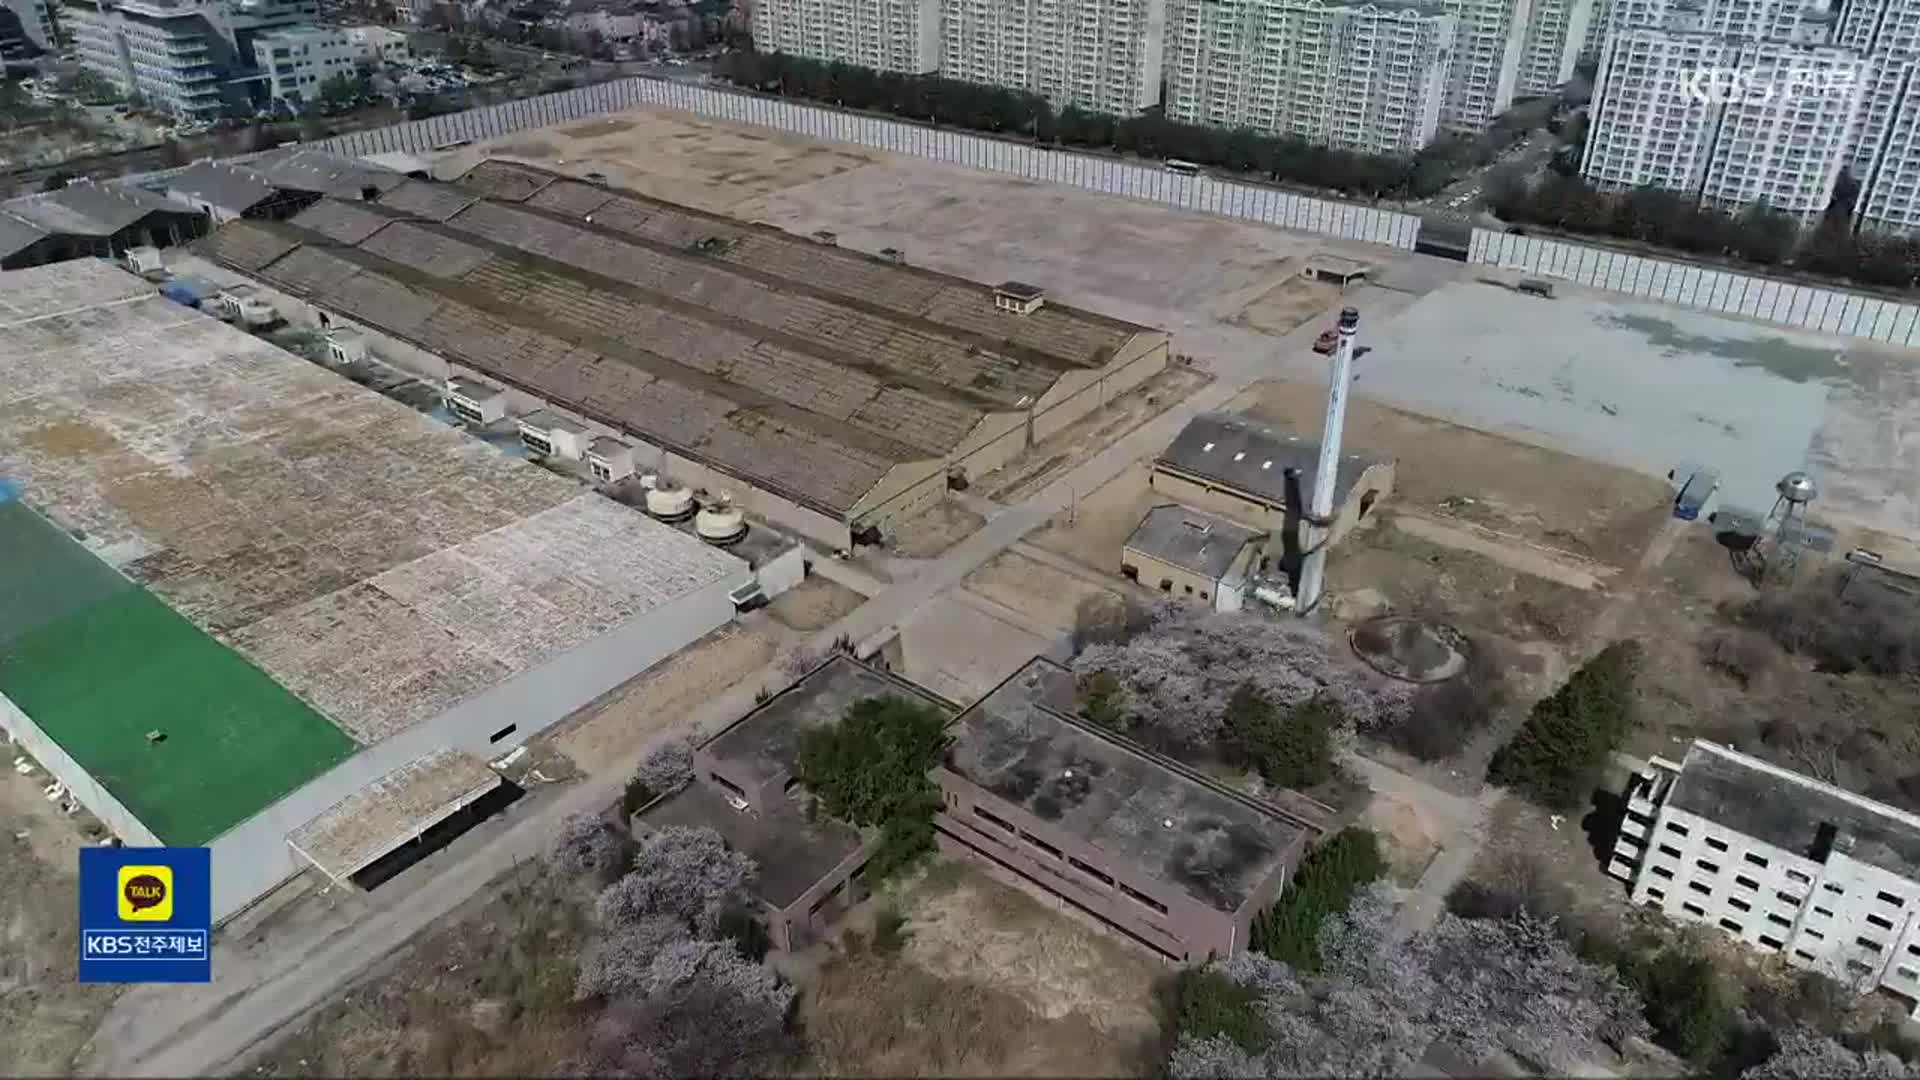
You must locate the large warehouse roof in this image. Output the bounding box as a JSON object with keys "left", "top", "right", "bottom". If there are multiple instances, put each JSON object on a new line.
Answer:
{"left": 191, "top": 165, "right": 1160, "bottom": 517}
{"left": 0, "top": 260, "right": 745, "bottom": 803}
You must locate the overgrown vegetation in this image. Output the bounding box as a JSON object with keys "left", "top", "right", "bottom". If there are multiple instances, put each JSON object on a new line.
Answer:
{"left": 1222, "top": 685, "right": 1343, "bottom": 789}
{"left": 1487, "top": 641, "right": 1642, "bottom": 809}
{"left": 1736, "top": 574, "right": 1920, "bottom": 678}
{"left": 798, "top": 695, "right": 952, "bottom": 884}
{"left": 718, "top": 50, "right": 1542, "bottom": 200}
{"left": 1383, "top": 643, "right": 1508, "bottom": 762}
{"left": 622, "top": 738, "right": 695, "bottom": 816}
{"left": 1173, "top": 967, "right": 1271, "bottom": 1053}
{"left": 547, "top": 812, "right": 632, "bottom": 883}
{"left": 1073, "top": 604, "right": 1412, "bottom": 754}
{"left": 1249, "top": 827, "right": 1386, "bottom": 971}
{"left": 1486, "top": 169, "right": 1920, "bottom": 290}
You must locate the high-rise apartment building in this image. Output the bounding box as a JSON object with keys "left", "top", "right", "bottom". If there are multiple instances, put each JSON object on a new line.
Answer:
{"left": 750, "top": 0, "right": 940, "bottom": 73}
{"left": 1163, "top": 0, "right": 1456, "bottom": 155}
{"left": 1583, "top": 23, "right": 1867, "bottom": 218}
{"left": 940, "top": 0, "right": 1167, "bottom": 115}
{"left": 1612, "top": 741, "right": 1920, "bottom": 1018}
{"left": 2, "top": 0, "right": 56, "bottom": 49}
{"left": 1513, "top": 0, "right": 1594, "bottom": 95}
{"left": 61, "top": 0, "right": 317, "bottom": 116}
{"left": 1836, "top": 0, "right": 1920, "bottom": 230}
{"left": 1434, "top": 0, "right": 1533, "bottom": 132}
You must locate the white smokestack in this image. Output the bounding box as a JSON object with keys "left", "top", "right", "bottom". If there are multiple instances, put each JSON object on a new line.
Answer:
{"left": 1294, "top": 306, "right": 1359, "bottom": 616}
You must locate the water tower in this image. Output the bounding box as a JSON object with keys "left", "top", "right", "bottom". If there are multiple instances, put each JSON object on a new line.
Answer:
{"left": 1764, "top": 470, "right": 1817, "bottom": 583}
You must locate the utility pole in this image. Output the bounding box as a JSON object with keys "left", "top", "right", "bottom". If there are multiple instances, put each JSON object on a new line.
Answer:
{"left": 1294, "top": 306, "right": 1358, "bottom": 616}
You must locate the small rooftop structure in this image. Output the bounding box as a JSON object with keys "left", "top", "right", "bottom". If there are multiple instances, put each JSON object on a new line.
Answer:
{"left": 1303, "top": 254, "right": 1371, "bottom": 286}
{"left": 1125, "top": 505, "right": 1262, "bottom": 583}
{"left": 1152, "top": 414, "right": 1393, "bottom": 550}
{"left": 993, "top": 280, "right": 1047, "bottom": 314}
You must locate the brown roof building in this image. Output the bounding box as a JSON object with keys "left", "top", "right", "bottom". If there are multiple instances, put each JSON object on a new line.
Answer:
{"left": 194, "top": 161, "right": 1170, "bottom": 549}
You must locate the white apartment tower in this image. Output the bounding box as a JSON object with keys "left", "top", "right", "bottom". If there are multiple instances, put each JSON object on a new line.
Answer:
{"left": 1612, "top": 741, "right": 1920, "bottom": 1017}
{"left": 1696, "top": 41, "right": 1870, "bottom": 215}
{"left": 751, "top": 0, "right": 941, "bottom": 73}
{"left": 60, "top": 0, "right": 317, "bottom": 116}
{"left": 1430, "top": 0, "right": 1534, "bottom": 132}
{"left": 1582, "top": 26, "right": 1739, "bottom": 193}
{"left": 940, "top": 0, "right": 1168, "bottom": 115}
{"left": 1837, "top": 0, "right": 1920, "bottom": 230}
{"left": 3, "top": 0, "right": 56, "bottom": 49}
{"left": 1164, "top": 0, "right": 1457, "bottom": 155}
{"left": 1513, "top": 0, "right": 1595, "bottom": 95}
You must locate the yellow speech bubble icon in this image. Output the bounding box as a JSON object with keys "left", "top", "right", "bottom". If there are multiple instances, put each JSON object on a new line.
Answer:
{"left": 118, "top": 865, "right": 173, "bottom": 922}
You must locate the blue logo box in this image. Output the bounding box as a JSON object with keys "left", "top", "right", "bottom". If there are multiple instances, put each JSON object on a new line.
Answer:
{"left": 78, "top": 846, "right": 212, "bottom": 984}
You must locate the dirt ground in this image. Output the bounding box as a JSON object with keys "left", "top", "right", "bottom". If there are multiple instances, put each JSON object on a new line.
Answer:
{"left": 246, "top": 864, "right": 593, "bottom": 1078}
{"left": 1360, "top": 790, "right": 1444, "bottom": 887}
{"left": 455, "top": 112, "right": 878, "bottom": 212}
{"left": 0, "top": 747, "right": 121, "bottom": 1077}
{"left": 797, "top": 860, "right": 1163, "bottom": 1077}
{"left": 981, "top": 366, "right": 1212, "bottom": 505}
{"left": 1232, "top": 273, "right": 1342, "bottom": 336}
{"left": 963, "top": 550, "right": 1120, "bottom": 634}
{"left": 550, "top": 620, "right": 784, "bottom": 774}
{"left": 766, "top": 576, "right": 867, "bottom": 632}
{"left": 883, "top": 502, "right": 986, "bottom": 560}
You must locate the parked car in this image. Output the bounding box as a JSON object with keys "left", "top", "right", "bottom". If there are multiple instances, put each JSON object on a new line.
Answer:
{"left": 1312, "top": 328, "right": 1338, "bottom": 354}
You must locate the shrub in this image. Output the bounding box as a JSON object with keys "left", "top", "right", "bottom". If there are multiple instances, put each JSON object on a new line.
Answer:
{"left": 1223, "top": 683, "right": 1342, "bottom": 789}
{"left": 547, "top": 812, "right": 630, "bottom": 881}
{"left": 1630, "top": 948, "right": 1738, "bottom": 1063}
{"left": 1738, "top": 576, "right": 1920, "bottom": 677}
{"left": 1173, "top": 967, "right": 1271, "bottom": 1052}
{"left": 798, "top": 695, "right": 950, "bottom": 884}
{"left": 1487, "top": 641, "right": 1642, "bottom": 810}
{"left": 1745, "top": 1031, "right": 1918, "bottom": 1079}
{"left": 1703, "top": 630, "right": 1776, "bottom": 688}
{"left": 1076, "top": 670, "right": 1128, "bottom": 729}
{"left": 1250, "top": 827, "right": 1385, "bottom": 971}
{"left": 717, "top": 906, "right": 772, "bottom": 963}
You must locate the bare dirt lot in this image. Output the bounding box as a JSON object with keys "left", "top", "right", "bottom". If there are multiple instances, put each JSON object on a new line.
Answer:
{"left": 1232, "top": 272, "right": 1342, "bottom": 336}
{"left": 767, "top": 576, "right": 867, "bottom": 632}
{"left": 247, "top": 864, "right": 592, "bottom": 1077}
{"left": 963, "top": 550, "right": 1121, "bottom": 634}
{"left": 799, "top": 861, "right": 1163, "bottom": 1077}
{"left": 882, "top": 502, "right": 986, "bottom": 560}
{"left": 460, "top": 112, "right": 878, "bottom": 212}
{"left": 0, "top": 751, "right": 120, "bottom": 1076}
{"left": 550, "top": 621, "right": 785, "bottom": 775}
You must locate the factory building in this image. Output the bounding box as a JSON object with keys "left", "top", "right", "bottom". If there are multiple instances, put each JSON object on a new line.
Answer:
{"left": 0, "top": 182, "right": 204, "bottom": 270}
{"left": 192, "top": 161, "right": 1170, "bottom": 551}
{"left": 0, "top": 258, "right": 753, "bottom": 921}
{"left": 1121, "top": 504, "right": 1262, "bottom": 611}
{"left": 1150, "top": 412, "right": 1394, "bottom": 551}
{"left": 1613, "top": 741, "right": 1920, "bottom": 1016}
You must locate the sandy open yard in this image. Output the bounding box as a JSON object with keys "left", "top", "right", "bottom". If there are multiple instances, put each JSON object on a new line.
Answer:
{"left": 963, "top": 550, "right": 1121, "bottom": 635}
{"left": 899, "top": 593, "right": 1064, "bottom": 705}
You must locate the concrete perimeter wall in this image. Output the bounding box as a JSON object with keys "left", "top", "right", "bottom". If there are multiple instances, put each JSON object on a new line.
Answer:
{"left": 1469, "top": 229, "right": 1920, "bottom": 348}
{"left": 125, "top": 80, "right": 1421, "bottom": 251}
{"left": 207, "top": 572, "right": 745, "bottom": 922}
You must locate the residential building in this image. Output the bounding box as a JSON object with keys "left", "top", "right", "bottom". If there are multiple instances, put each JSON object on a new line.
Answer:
{"left": 934, "top": 657, "right": 1332, "bottom": 962}
{"left": 59, "top": 0, "right": 318, "bottom": 116}
{"left": 940, "top": 0, "right": 1167, "bottom": 115}
{"left": 1579, "top": 0, "right": 1611, "bottom": 59}
{"left": 2, "top": 0, "right": 56, "bottom": 50}
{"left": 1163, "top": 0, "right": 1456, "bottom": 156}
{"left": 1121, "top": 504, "right": 1262, "bottom": 611}
{"left": 1435, "top": 0, "right": 1534, "bottom": 133}
{"left": 1612, "top": 740, "right": 1920, "bottom": 1015}
{"left": 257, "top": 24, "right": 408, "bottom": 107}
{"left": 1838, "top": 0, "right": 1920, "bottom": 230}
{"left": 1512, "top": 0, "right": 1594, "bottom": 95}
{"left": 1695, "top": 41, "right": 1870, "bottom": 216}
{"left": 750, "top": 0, "right": 940, "bottom": 74}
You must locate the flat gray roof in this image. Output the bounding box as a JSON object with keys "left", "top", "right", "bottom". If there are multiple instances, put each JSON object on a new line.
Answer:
{"left": 166, "top": 160, "right": 278, "bottom": 212}
{"left": 0, "top": 258, "right": 746, "bottom": 746}
{"left": 641, "top": 781, "right": 866, "bottom": 908}
{"left": 1124, "top": 504, "right": 1261, "bottom": 581}
{"left": 1668, "top": 741, "right": 1920, "bottom": 883}
{"left": 703, "top": 654, "right": 958, "bottom": 790}
{"left": 944, "top": 657, "right": 1316, "bottom": 914}
{"left": 1156, "top": 412, "right": 1379, "bottom": 511}
{"left": 6, "top": 182, "right": 188, "bottom": 236}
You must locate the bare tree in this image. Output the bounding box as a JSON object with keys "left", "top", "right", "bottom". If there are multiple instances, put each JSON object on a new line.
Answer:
{"left": 582, "top": 942, "right": 797, "bottom": 1077}
{"left": 598, "top": 826, "right": 756, "bottom": 936}
{"left": 1744, "top": 1031, "right": 1916, "bottom": 1079}
{"left": 547, "top": 812, "right": 630, "bottom": 880}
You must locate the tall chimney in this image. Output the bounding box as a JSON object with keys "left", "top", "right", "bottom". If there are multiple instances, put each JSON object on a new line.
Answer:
{"left": 1294, "top": 306, "right": 1359, "bottom": 616}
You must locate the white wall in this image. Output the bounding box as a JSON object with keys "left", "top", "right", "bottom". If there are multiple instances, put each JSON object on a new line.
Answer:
{"left": 1469, "top": 228, "right": 1920, "bottom": 347}
{"left": 1, "top": 692, "right": 164, "bottom": 848}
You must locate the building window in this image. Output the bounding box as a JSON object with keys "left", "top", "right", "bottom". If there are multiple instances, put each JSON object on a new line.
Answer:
{"left": 1068, "top": 855, "right": 1115, "bottom": 888}
{"left": 1795, "top": 948, "right": 1818, "bottom": 961}
{"left": 1729, "top": 897, "right": 1752, "bottom": 913}
{"left": 1646, "top": 887, "right": 1666, "bottom": 901}
{"left": 1805, "top": 928, "right": 1826, "bottom": 941}
{"left": 1823, "top": 883, "right": 1845, "bottom": 895}
{"left": 1735, "top": 875, "right": 1759, "bottom": 890}
{"left": 1666, "top": 822, "right": 1689, "bottom": 836}
{"left": 1118, "top": 880, "right": 1168, "bottom": 915}
{"left": 1689, "top": 881, "right": 1712, "bottom": 896}
{"left": 973, "top": 806, "right": 1016, "bottom": 834}
{"left": 1900, "top": 967, "right": 1920, "bottom": 982}
{"left": 488, "top": 723, "right": 517, "bottom": 743}
{"left": 1786, "top": 869, "right": 1812, "bottom": 885}
{"left": 1760, "top": 934, "right": 1785, "bottom": 950}
{"left": 1848, "top": 959, "right": 1876, "bottom": 976}
{"left": 1705, "top": 837, "right": 1729, "bottom": 852}
{"left": 1868, "top": 913, "right": 1896, "bottom": 932}
{"left": 1744, "top": 852, "right": 1769, "bottom": 868}
{"left": 1858, "top": 937, "right": 1886, "bottom": 954}
{"left": 1658, "top": 843, "right": 1683, "bottom": 858}
{"left": 1020, "top": 829, "right": 1063, "bottom": 859}
{"left": 1880, "top": 891, "right": 1907, "bottom": 908}
{"left": 1651, "top": 864, "right": 1675, "bottom": 880}
{"left": 1767, "top": 912, "right": 1793, "bottom": 928}
{"left": 1815, "top": 906, "right": 1834, "bottom": 918}
{"left": 1682, "top": 902, "right": 1707, "bottom": 917}
{"left": 1696, "top": 859, "right": 1721, "bottom": 874}
{"left": 1719, "top": 918, "right": 1744, "bottom": 934}
{"left": 1776, "top": 891, "right": 1802, "bottom": 907}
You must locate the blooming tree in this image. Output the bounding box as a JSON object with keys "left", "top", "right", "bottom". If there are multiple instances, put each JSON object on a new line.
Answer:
{"left": 1744, "top": 1031, "right": 1917, "bottom": 1079}
{"left": 546, "top": 812, "right": 629, "bottom": 880}
{"left": 597, "top": 825, "right": 756, "bottom": 937}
